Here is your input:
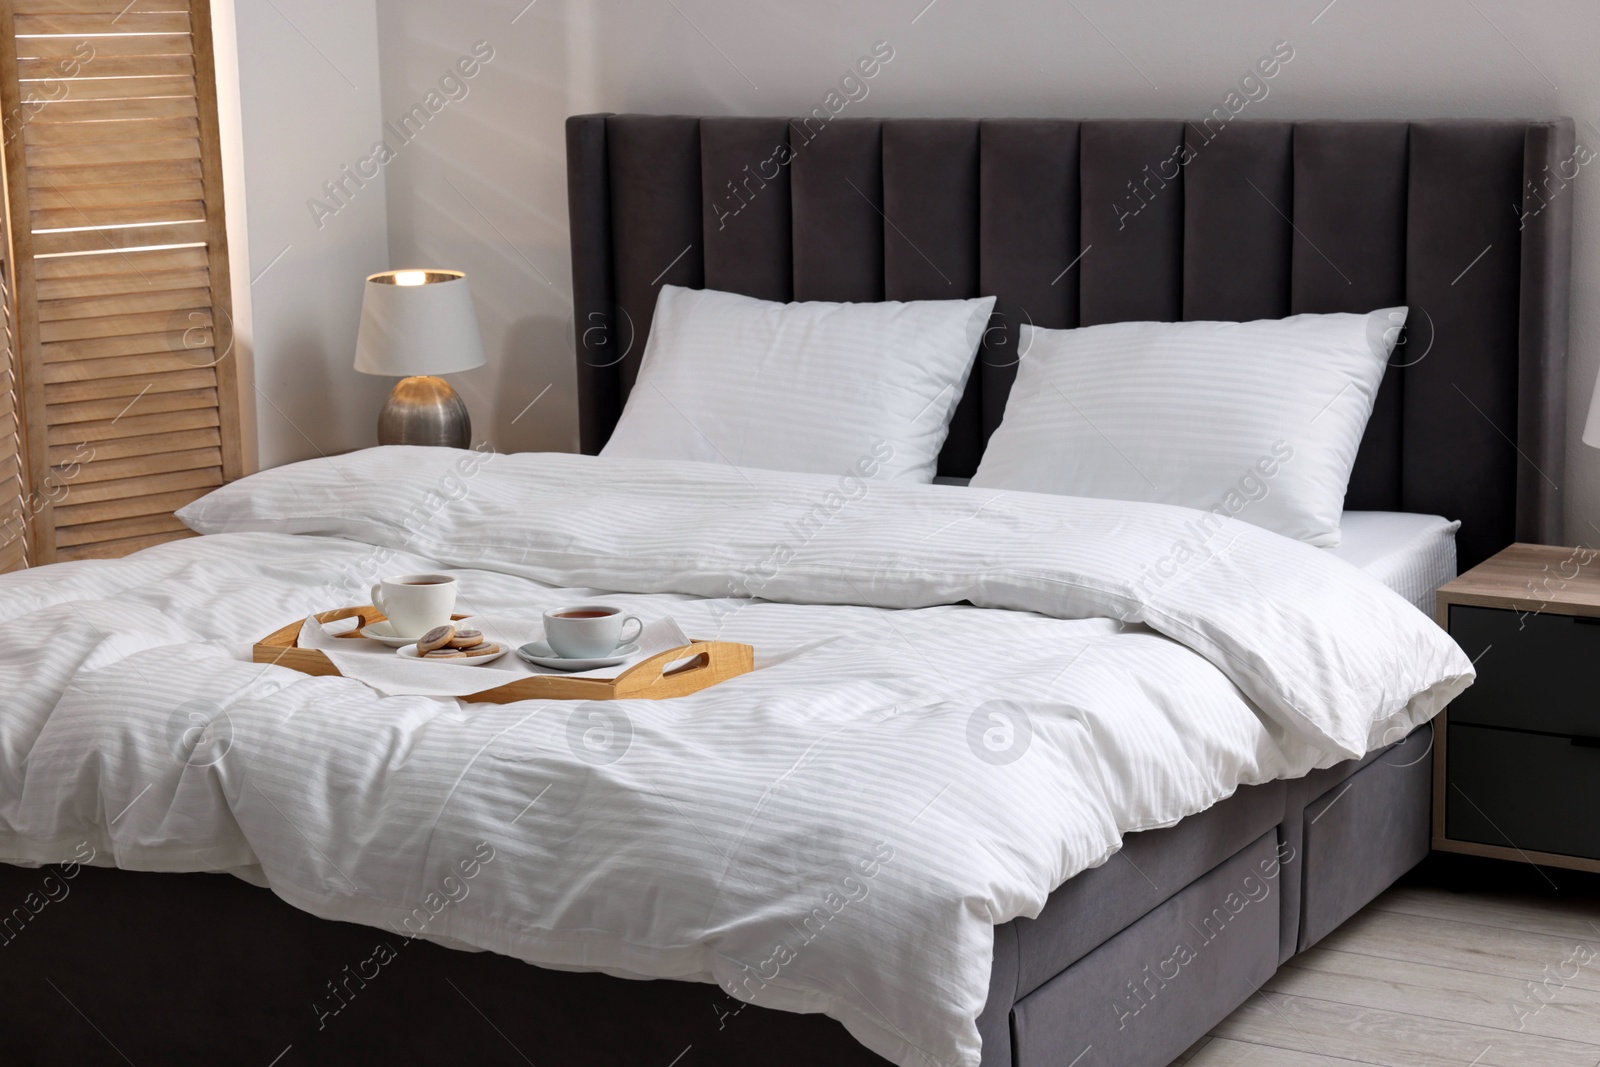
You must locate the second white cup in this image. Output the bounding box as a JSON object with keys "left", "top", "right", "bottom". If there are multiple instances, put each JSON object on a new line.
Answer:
{"left": 543, "top": 604, "right": 642, "bottom": 659}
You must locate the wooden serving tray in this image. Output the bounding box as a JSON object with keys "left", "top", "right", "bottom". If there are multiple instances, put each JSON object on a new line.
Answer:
{"left": 253, "top": 607, "right": 754, "bottom": 703}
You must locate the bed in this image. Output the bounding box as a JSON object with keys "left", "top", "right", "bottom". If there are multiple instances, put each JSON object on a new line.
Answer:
{"left": 0, "top": 115, "right": 1572, "bottom": 1067}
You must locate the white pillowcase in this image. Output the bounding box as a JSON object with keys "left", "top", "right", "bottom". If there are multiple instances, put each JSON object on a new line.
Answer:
{"left": 601, "top": 285, "right": 995, "bottom": 483}
{"left": 971, "top": 308, "right": 1407, "bottom": 546}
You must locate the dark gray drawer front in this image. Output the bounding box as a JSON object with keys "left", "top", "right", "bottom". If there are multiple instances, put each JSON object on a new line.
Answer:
{"left": 1448, "top": 605, "right": 1600, "bottom": 737}
{"left": 1011, "top": 832, "right": 1278, "bottom": 1067}
{"left": 1300, "top": 725, "right": 1432, "bottom": 951}
{"left": 1446, "top": 724, "right": 1600, "bottom": 860}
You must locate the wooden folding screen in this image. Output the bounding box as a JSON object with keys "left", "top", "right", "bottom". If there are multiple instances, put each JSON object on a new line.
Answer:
{"left": 0, "top": 195, "right": 25, "bottom": 572}
{"left": 0, "top": 0, "right": 242, "bottom": 564}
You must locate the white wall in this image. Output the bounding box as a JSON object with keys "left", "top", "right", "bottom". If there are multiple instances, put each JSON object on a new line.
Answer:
{"left": 358, "top": 0, "right": 1599, "bottom": 542}
{"left": 232, "top": 0, "right": 392, "bottom": 468}
{"left": 373, "top": 2, "right": 583, "bottom": 454}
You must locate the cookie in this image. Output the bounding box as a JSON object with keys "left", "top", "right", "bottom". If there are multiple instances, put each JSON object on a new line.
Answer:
{"left": 459, "top": 643, "right": 499, "bottom": 658}
{"left": 447, "top": 629, "right": 485, "bottom": 649}
{"left": 423, "top": 649, "right": 465, "bottom": 659}
{"left": 416, "top": 625, "right": 455, "bottom": 653}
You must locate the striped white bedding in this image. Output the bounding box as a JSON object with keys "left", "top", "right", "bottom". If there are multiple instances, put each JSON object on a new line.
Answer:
{"left": 1327, "top": 510, "right": 1460, "bottom": 614}
{"left": 0, "top": 448, "right": 1472, "bottom": 1067}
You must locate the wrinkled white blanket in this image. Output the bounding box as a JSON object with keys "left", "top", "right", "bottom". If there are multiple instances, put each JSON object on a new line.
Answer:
{"left": 0, "top": 448, "right": 1471, "bottom": 1066}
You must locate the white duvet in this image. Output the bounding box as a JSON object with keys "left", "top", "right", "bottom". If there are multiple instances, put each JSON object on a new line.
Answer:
{"left": 0, "top": 448, "right": 1472, "bottom": 1067}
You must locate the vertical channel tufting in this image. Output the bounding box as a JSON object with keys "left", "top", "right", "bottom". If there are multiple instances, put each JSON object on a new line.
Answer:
{"left": 1181, "top": 121, "right": 1292, "bottom": 322}
{"left": 789, "top": 118, "right": 885, "bottom": 303}
{"left": 566, "top": 114, "right": 617, "bottom": 455}
{"left": 1079, "top": 121, "right": 1185, "bottom": 325}
{"left": 701, "top": 118, "right": 793, "bottom": 302}
{"left": 1405, "top": 122, "right": 1525, "bottom": 568}
{"left": 881, "top": 120, "right": 983, "bottom": 475}
{"left": 978, "top": 120, "right": 1080, "bottom": 445}
{"left": 606, "top": 115, "right": 704, "bottom": 393}
{"left": 574, "top": 114, "right": 1568, "bottom": 558}
{"left": 880, "top": 120, "right": 981, "bottom": 298}
{"left": 1291, "top": 122, "right": 1410, "bottom": 511}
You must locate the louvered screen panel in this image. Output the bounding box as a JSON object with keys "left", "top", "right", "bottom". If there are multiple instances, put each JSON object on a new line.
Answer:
{"left": 0, "top": 204, "right": 28, "bottom": 573}
{"left": 0, "top": 0, "right": 241, "bottom": 564}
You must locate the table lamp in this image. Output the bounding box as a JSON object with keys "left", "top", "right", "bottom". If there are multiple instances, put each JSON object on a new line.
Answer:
{"left": 355, "top": 269, "right": 486, "bottom": 448}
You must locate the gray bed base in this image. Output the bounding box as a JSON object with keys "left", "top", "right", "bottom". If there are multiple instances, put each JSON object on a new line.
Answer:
{"left": 0, "top": 723, "right": 1432, "bottom": 1066}
{"left": 1001, "top": 722, "right": 1434, "bottom": 1066}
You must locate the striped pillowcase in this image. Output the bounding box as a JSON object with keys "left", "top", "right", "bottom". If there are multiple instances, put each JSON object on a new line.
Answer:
{"left": 601, "top": 286, "right": 995, "bottom": 482}
{"left": 971, "top": 308, "right": 1406, "bottom": 546}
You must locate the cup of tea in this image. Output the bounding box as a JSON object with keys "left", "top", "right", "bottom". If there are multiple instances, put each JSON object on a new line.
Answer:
{"left": 543, "top": 604, "right": 643, "bottom": 659}
{"left": 371, "top": 574, "right": 457, "bottom": 638}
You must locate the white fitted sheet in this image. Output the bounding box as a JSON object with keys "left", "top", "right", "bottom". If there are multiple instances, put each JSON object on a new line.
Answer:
{"left": 1327, "top": 511, "right": 1459, "bottom": 614}
{"left": 930, "top": 489, "right": 1458, "bottom": 613}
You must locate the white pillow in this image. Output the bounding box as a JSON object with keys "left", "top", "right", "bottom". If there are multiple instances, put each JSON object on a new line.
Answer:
{"left": 971, "top": 308, "right": 1406, "bottom": 546}
{"left": 601, "top": 285, "right": 995, "bottom": 483}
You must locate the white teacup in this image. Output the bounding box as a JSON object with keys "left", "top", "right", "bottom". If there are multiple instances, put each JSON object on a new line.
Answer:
{"left": 544, "top": 604, "right": 643, "bottom": 660}
{"left": 371, "top": 574, "right": 457, "bottom": 638}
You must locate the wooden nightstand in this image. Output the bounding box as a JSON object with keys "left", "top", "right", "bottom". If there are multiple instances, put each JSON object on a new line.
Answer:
{"left": 1434, "top": 543, "right": 1600, "bottom": 874}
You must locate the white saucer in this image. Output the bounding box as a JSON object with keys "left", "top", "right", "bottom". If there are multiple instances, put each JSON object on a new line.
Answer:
{"left": 361, "top": 618, "right": 473, "bottom": 647}
{"left": 516, "top": 640, "right": 639, "bottom": 671}
{"left": 359, "top": 621, "right": 422, "bottom": 647}
{"left": 396, "top": 642, "right": 509, "bottom": 666}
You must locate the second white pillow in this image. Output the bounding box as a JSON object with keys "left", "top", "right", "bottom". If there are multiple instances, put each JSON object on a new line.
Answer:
{"left": 601, "top": 285, "right": 995, "bottom": 482}
{"left": 971, "top": 308, "right": 1406, "bottom": 546}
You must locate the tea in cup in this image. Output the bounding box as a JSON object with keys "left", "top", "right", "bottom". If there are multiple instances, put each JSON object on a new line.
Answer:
{"left": 543, "top": 604, "right": 643, "bottom": 659}
{"left": 371, "top": 574, "right": 457, "bottom": 638}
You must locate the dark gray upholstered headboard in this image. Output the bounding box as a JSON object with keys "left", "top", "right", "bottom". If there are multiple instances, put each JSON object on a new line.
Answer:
{"left": 565, "top": 115, "right": 1573, "bottom": 569}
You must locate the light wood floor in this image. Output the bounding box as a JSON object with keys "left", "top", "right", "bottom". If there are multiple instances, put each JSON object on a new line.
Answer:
{"left": 1168, "top": 883, "right": 1600, "bottom": 1066}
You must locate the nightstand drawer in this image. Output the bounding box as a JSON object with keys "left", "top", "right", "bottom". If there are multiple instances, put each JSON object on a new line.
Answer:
{"left": 1446, "top": 724, "right": 1600, "bottom": 861}
{"left": 1446, "top": 605, "right": 1600, "bottom": 736}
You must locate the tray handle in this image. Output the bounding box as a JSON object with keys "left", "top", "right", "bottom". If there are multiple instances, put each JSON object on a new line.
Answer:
{"left": 314, "top": 606, "right": 383, "bottom": 641}
{"left": 614, "top": 643, "right": 729, "bottom": 700}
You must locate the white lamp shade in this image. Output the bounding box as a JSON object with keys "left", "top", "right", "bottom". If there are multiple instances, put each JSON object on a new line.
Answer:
{"left": 355, "top": 269, "right": 487, "bottom": 377}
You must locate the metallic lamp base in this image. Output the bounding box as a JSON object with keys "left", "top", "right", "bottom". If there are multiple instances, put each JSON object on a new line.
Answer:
{"left": 377, "top": 375, "right": 471, "bottom": 449}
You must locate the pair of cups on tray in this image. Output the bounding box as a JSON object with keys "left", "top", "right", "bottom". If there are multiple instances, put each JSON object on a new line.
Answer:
{"left": 371, "top": 573, "right": 643, "bottom": 661}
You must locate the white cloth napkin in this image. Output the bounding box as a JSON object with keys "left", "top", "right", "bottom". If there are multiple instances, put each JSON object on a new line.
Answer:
{"left": 298, "top": 614, "right": 692, "bottom": 699}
